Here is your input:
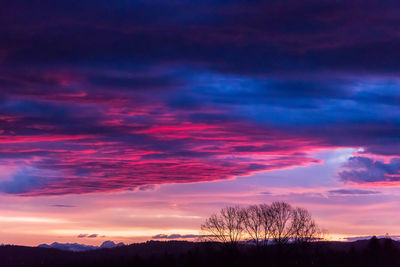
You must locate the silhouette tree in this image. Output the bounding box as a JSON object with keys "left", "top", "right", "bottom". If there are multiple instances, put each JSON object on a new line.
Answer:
{"left": 259, "top": 203, "right": 274, "bottom": 245}
{"left": 241, "top": 204, "right": 274, "bottom": 246}
{"left": 201, "top": 206, "right": 244, "bottom": 246}
{"left": 365, "top": 236, "right": 381, "bottom": 266}
{"left": 291, "top": 207, "right": 320, "bottom": 243}
{"left": 241, "top": 205, "right": 264, "bottom": 246}
{"left": 269, "top": 201, "right": 293, "bottom": 245}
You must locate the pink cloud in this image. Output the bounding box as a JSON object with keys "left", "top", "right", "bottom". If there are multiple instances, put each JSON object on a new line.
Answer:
{"left": 0, "top": 98, "right": 324, "bottom": 195}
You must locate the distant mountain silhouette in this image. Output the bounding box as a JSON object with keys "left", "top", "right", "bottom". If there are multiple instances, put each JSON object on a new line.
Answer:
{"left": 38, "top": 241, "right": 125, "bottom": 252}
{"left": 99, "top": 241, "right": 125, "bottom": 249}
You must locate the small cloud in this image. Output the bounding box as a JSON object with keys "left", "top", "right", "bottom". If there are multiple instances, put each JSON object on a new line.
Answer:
{"left": 152, "top": 234, "right": 169, "bottom": 239}
{"left": 138, "top": 184, "right": 157, "bottom": 191}
{"left": 328, "top": 189, "right": 380, "bottom": 195}
{"left": 259, "top": 191, "right": 271, "bottom": 195}
{"left": 77, "top": 233, "right": 99, "bottom": 238}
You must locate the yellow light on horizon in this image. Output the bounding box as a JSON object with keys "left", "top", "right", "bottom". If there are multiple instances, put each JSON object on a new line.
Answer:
{"left": 0, "top": 216, "right": 66, "bottom": 223}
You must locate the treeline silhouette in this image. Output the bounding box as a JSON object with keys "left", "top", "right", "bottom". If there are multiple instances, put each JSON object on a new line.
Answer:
{"left": 1, "top": 237, "right": 400, "bottom": 267}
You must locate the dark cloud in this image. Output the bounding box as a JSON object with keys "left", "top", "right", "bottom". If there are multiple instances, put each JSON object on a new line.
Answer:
{"left": 88, "top": 234, "right": 98, "bottom": 238}
{"left": 0, "top": 0, "right": 399, "bottom": 74}
{"left": 77, "top": 234, "right": 99, "bottom": 238}
{"left": 328, "top": 189, "right": 380, "bottom": 195}
{"left": 339, "top": 157, "right": 400, "bottom": 183}
{"left": 138, "top": 185, "right": 157, "bottom": 191}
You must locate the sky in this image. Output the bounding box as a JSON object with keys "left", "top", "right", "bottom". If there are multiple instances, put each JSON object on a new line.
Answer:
{"left": 1, "top": 0, "right": 400, "bottom": 246}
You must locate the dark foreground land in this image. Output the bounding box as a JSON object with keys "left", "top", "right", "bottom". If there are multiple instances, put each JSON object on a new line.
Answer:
{"left": 1, "top": 237, "right": 400, "bottom": 267}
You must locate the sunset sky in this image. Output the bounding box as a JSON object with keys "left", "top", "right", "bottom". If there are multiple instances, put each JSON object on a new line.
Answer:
{"left": 1, "top": 0, "right": 400, "bottom": 246}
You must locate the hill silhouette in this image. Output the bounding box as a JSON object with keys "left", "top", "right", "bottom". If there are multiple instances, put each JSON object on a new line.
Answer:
{"left": 1, "top": 238, "right": 400, "bottom": 267}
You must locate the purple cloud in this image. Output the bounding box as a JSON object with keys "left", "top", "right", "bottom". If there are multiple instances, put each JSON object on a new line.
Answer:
{"left": 77, "top": 234, "right": 98, "bottom": 238}
{"left": 339, "top": 157, "right": 400, "bottom": 183}
{"left": 328, "top": 189, "right": 380, "bottom": 195}
{"left": 87, "top": 234, "right": 98, "bottom": 238}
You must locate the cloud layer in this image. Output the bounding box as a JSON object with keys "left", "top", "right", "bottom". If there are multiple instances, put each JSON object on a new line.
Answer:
{"left": 328, "top": 189, "right": 380, "bottom": 195}
{"left": 0, "top": 0, "right": 400, "bottom": 195}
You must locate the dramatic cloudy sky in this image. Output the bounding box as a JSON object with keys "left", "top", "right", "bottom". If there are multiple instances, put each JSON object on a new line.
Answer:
{"left": 1, "top": 0, "right": 400, "bottom": 245}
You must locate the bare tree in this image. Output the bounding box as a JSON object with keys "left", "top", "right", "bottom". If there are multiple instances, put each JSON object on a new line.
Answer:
{"left": 201, "top": 213, "right": 229, "bottom": 243}
{"left": 222, "top": 206, "right": 244, "bottom": 244}
{"left": 241, "top": 205, "right": 264, "bottom": 246}
{"left": 291, "top": 207, "right": 320, "bottom": 243}
{"left": 268, "top": 201, "right": 294, "bottom": 245}
{"left": 259, "top": 204, "right": 273, "bottom": 245}
{"left": 201, "top": 206, "right": 244, "bottom": 246}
